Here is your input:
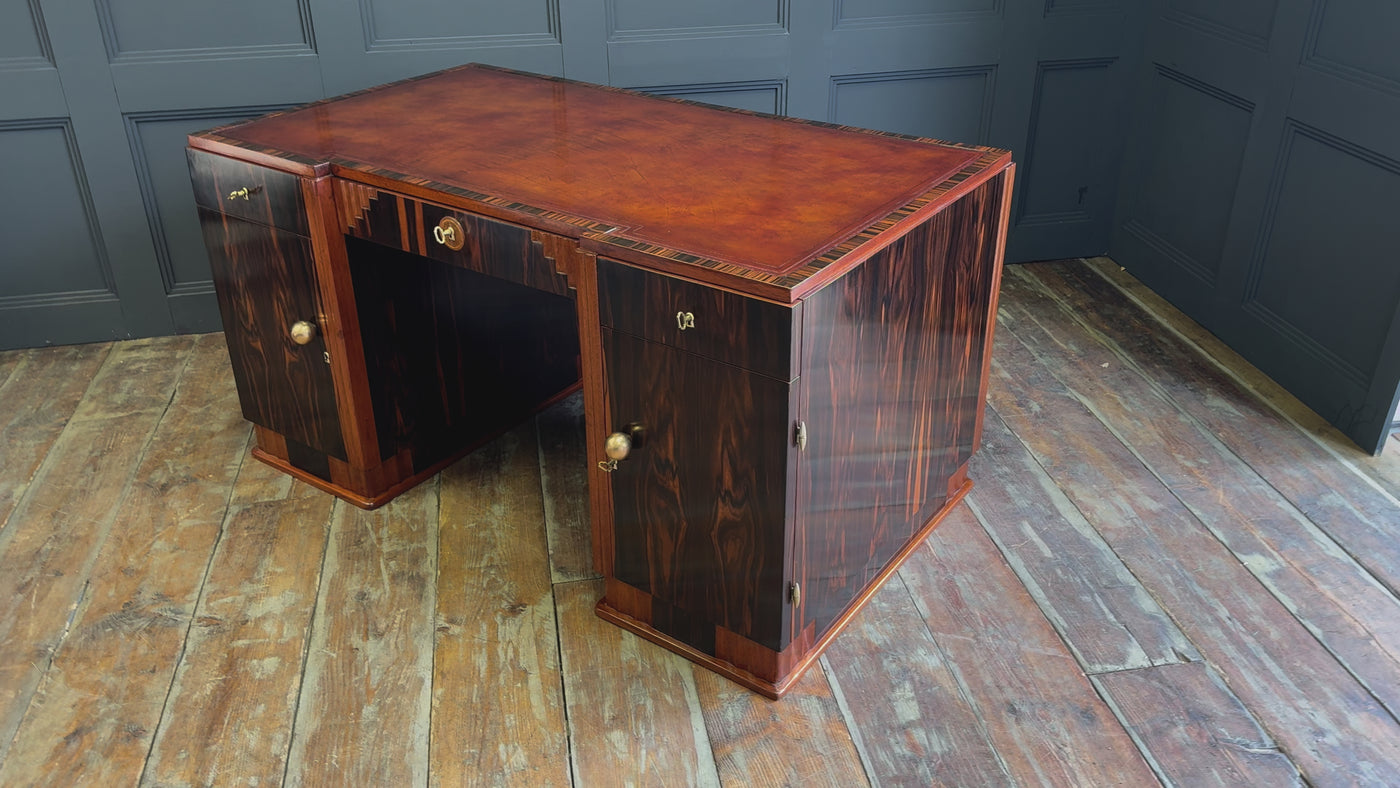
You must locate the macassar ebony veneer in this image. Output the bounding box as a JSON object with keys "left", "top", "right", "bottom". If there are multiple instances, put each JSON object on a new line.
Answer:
{"left": 188, "top": 64, "right": 1014, "bottom": 697}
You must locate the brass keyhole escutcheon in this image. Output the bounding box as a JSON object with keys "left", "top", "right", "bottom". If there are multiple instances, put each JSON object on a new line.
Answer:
{"left": 433, "top": 216, "right": 466, "bottom": 250}
{"left": 676, "top": 311, "right": 695, "bottom": 331}
{"left": 289, "top": 320, "right": 317, "bottom": 345}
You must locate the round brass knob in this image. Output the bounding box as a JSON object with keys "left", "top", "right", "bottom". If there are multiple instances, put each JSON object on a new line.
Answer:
{"left": 604, "top": 432, "right": 632, "bottom": 461}
{"left": 289, "top": 320, "right": 317, "bottom": 345}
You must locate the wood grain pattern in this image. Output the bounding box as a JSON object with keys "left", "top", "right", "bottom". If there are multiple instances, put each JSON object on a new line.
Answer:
{"left": 284, "top": 483, "right": 437, "bottom": 787}
{"left": 1093, "top": 662, "right": 1302, "bottom": 786}
{"left": 1036, "top": 262, "right": 1400, "bottom": 593}
{"left": 204, "top": 65, "right": 980, "bottom": 280}
{"left": 0, "top": 335, "right": 247, "bottom": 786}
{"left": 536, "top": 392, "right": 597, "bottom": 583}
{"left": 820, "top": 574, "right": 1009, "bottom": 786}
{"left": 986, "top": 298, "right": 1400, "bottom": 784}
{"left": 967, "top": 408, "right": 1198, "bottom": 673}
{"left": 199, "top": 208, "right": 344, "bottom": 459}
{"left": 0, "top": 338, "right": 194, "bottom": 763}
{"left": 556, "top": 578, "right": 718, "bottom": 787}
{"left": 795, "top": 170, "right": 1006, "bottom": 644}
{"left": 141, "top": 492, "right": 334, "bottom": 787}
{"left": 187, "top": 148, "right": 307, "bottom": 235}
{"left": 604, "top": 329, "right": 794, "bottom": 652}
{"left": 0, "top": 343, "right": 111, "bottom": 532}
{"left": 1082, "top": 257, "right": 1400, "bottom": 502}
{"left": 348, "top": 237, "right": 580, "bottom": 475}
{"left": 902, "top": 506, "right": 1161, "bottom": 787}
{"left": 190, "top": 64, "right": 1011, "bottom": 303}
{"left": 695, "top": 663, "right": 868, "bottom": 787}
{"left": 598, "top": 260, "right": 798, "bottom": 381}
{"left": 999, "top": 265, "right": 1400, "bottom": 717}
{"left": 432, "top": 423, "right": 570, "bottom": 786}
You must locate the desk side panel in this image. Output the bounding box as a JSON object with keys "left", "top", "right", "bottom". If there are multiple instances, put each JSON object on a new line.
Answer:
{"left": 794, "top": 169, "right": 1010, "bottom": 643}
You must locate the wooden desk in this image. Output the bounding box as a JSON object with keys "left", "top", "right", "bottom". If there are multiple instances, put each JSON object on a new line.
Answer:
{"left": 188, "top": 64, "right": 1013, "bottom": 698}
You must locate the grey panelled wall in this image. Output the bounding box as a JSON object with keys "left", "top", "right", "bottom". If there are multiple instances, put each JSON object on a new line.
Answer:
{"left": 0, "top": 0, "right": 1146, "bottom": 351}
{"left": 5, "top": 0, "right": 1394, "bottom": 452}
{"left": 1111, "top": 0, "right": 1400, "bottom": 454}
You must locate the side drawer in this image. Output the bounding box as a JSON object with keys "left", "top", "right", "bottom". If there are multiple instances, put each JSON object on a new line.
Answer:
{"left": 346, "top": 187, "right": 570, "bottom": 298}
{"left": 598, "top": 259, "right": 796, "bottom": 381}
{"left": 188, "top": 148, "right": 308, "bottom": 235}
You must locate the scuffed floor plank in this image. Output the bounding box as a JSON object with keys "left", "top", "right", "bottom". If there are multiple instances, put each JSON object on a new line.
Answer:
{"left": 0, "top": 343, "right": 111, "bottom": 532}
{"left": 1000, "top": 267, "right": 1400, "bottom": 719}
{"left": 556, "top": 578, "right": 719, "bottom": 787}
{"left": 903, "top": 507, "right": 1160, "bottom": 787}
{"left": 696, "top": 661, "right": 869, "bottom": 787}
{"left": 1093, "top": 662, "right": 1302, "bottom": 787}
{"left": 431, "top": 423, "right": 570, "bottom": 787}
{"left": 986, "top": 307, "right": 1400, "bottom": 785}
{"left": 1033, "top": 263, "right": 1400, "bottom": 591}
{"left": 536, "top": 393, "right": 597, "bottom": 584}
{"left": 0, "top": 338, "right": 194, "bottom": 762}
{"left": 967, "top": 409, "right": 1197, "bottom": 673}
{"left": 1082, "top": 257, "right": 1400, "bottom": 501}
{"left": 0, "top": 335, "right": 248, "bottom": 786}
{"left": 141, "top": 492, "right": 334, "bottom": 788}
{"left": 821, "top": 573, "right": 1009, "bottom": 786}
{"left": 284, "top": 483, "right": 437, "bottom": 787}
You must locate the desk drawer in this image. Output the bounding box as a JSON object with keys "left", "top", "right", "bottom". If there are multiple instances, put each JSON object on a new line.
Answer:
{"left": 348, "top": 189, "right": 570, "bottom": 298}
{"left": 598, "top": 259, "right": 796, "bottom": 381}
{"left": 188, "top": 149, "right": 307, "bottom": 235}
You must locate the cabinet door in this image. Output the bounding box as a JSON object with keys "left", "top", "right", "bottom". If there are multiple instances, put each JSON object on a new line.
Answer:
{"left": 604, "top": 328, "right": 795, "bottom": 653}
{"left": 198, "top": 207, "right": 345, "bottom": 459}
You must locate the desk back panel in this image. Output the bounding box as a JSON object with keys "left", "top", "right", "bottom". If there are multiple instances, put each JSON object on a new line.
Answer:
{"left": 347, "top": 237, "right": 581, "bottom": 475}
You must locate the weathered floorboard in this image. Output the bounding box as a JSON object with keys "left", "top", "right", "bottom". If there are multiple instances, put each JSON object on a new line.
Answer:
{"left": 902, "top": 506, "right": 1160, "bottom": 787}
{"left": 0, "top": 343, "right": 111, "bottom": 533}
{"left": 0, "top": 335, "right": 248, "bottom": 787}
{"left": 535, "top": 392, "right": 597, "bottom": 584}
{"left": 0, "top": 338, "right": 194, "bottom": 763}
{"left": 4, "top": 253, "right": 1400, "bottom": 787}
{"left": 431, "top": 423, "right": 571, "bottom": 787}
{"left": 1031, "top": 264, "right": 1400, "bottom": 593}
{"left": 1093, "top": 662, "right": 1302, "bottom": 787}
{"left": 966, "top": 409, "right": 1197, "bottom": 673}
{"left": 1001, "top": 267, "right": 1400, "bottom": 719}
{"left": 986, "top": 308, "right": 1400, "bottom": 785}
{"left": 556, "top": 578, "right": 719, "bottom": 787}
{"left": 1082, "top": 257, "right": 1400, "bottom": 501}
{"left": 821, "top": 573, "right": 1009, "bottom": 786}
{"left": 695, "top": 665, "right": 870, "bottom": 788}
{"left": 140, "top": 493, "right": 334, "bottom": 788}
{"left": 284, "top": 483, "right": 437, "bottom": 787}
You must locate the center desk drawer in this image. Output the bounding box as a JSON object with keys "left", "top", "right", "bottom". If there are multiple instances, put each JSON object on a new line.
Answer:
{"left": 598, "top": 259, "right": 797, "bottom": 381}
{"left": 345, "top": 187, "right": 570, "bottom": 298}
{"left": 187, "top": 149, "right": 307, "bottom": 235}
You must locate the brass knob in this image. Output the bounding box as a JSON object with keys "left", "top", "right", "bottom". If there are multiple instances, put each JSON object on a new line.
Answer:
{"left": 289, "top": 320, "right": 317, "bottom": 345}
{"left": 603, "top": 423, "right": 646, "bottom": 463}
{"left": 604, "top": 432, "right": 632, "bottom": 461}
{"left": 433, "top": 216, "right": 466, "bottom": 250}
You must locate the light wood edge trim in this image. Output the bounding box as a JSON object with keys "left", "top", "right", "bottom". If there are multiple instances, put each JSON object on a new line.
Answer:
{"left": 302, "top": 175, "right": 382, "bottom": 468}
{"left": 973, "top": 165, "right": 1016, "bottom": 452}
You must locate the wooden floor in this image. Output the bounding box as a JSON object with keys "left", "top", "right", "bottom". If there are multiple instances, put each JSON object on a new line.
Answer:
{"left": 3, "top": 258, "right": 1400, "bottom": 787}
